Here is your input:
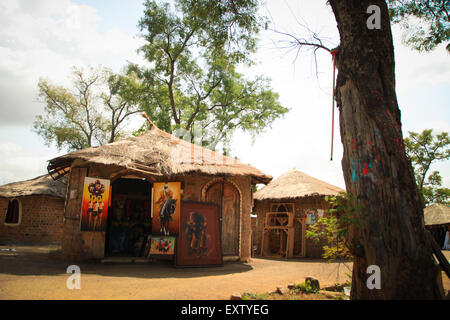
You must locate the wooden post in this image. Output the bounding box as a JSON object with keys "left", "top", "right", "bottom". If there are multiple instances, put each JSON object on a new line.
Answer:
{"left": 287, "top": 227, "right": 295, "bottom": 258}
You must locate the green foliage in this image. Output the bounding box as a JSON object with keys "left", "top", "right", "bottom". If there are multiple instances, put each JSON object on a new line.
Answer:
{"left": 306, "top": 192, "right": 361, "bottom": 261}
{"left": 292, "top": 281, "right": 319, "bottom": 294}
{"left": 344, "top": 272, "right": 352, "bottom": 283}
{"left": 128, "top": 0, "right": 288, "bottom": 149}
{"left": 404, "top": 129, "right": 450, "bottom": 206}
{"left": 34, "top": 66, "right": 141, "bottom": 152}
{"left": 388, "top": 0, "right": 450, "bottom": 52}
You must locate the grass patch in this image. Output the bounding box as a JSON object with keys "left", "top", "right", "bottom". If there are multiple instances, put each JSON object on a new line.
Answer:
{"left": 241, "top": 292, "right": 273, "bottom": 300}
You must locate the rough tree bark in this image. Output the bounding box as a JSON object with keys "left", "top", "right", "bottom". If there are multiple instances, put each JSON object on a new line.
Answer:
{"left": 328, "top": 0, "right": 443, "bottom": 299}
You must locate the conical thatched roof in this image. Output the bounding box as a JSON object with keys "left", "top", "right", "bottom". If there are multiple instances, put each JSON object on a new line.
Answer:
{"left": 254, "top": 169, "right": 345, "bottom": 201}
{"left": 424, "top": 203, "right": 450, "bottom": 226}
{"left": 48, "top": 126, "right": 272, "bottom": 184}
{"left": 0, "top": 174, "right": 67, "bottom": 199}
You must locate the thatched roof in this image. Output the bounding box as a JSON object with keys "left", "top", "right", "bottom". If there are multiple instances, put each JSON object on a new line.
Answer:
{"left": 48, "top": 126, "right": 272, "bottom": 184}
{"left": 0, "top": 174, "right": 67, "bottom": 199}
{"left": 424, "top": 203, "right": 450, "bottom": 226}
{"left": 254, "top": 169, "right": 345, "bottom": 201}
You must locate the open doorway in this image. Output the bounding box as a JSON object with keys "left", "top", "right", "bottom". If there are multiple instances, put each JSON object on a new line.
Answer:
{"left": 105, "top": 178, "right": 152, "bottom": 257}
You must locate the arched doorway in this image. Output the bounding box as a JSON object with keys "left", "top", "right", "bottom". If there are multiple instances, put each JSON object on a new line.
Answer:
{"left": 205, "top": 181, "right": 240, "bottom": 256}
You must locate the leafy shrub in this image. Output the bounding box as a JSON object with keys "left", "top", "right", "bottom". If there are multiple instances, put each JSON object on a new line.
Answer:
{"left": 306, "top": 192, "right": 361, "bottom": 261}
{"left": 292, "top": 280, "right": 319, "bottom": 294}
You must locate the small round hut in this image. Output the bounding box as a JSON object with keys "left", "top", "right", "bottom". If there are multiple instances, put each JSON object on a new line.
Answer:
{"left": 252, "top": 169, "right": 345, "bottom": 259}
{"left": 0, "top": 174, "right": 67, "bottom": 244}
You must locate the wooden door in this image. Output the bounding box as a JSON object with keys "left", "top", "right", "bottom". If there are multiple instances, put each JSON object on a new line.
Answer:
{"left": 206, "top": 182, "right": 240, "bottom": 256}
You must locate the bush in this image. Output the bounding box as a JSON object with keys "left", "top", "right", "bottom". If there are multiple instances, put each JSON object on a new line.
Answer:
{"left": 306, "top": 192, "right": 361, "bottom": 261}
{"left": 292, "top": 280, "right": 319, "bottom": 294}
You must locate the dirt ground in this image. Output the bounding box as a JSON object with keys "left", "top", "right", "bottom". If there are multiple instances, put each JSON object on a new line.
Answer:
{"left": 0, "top": 244, "right": 352, "bottom": 300}
{"left": 0, "top": 245, "right": 448, "bottom": 300}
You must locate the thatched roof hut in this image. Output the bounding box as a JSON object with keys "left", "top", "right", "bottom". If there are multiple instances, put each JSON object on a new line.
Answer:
{"left": 0, "top": 174, "right": 67, "bottom": 199}
{"left": 0, "top": 174, "right": 67, "bottom": 244}
{"left": 254, "top": 169, "right": 344, "bottom": 201}
{"left": 50, "top": 125, "right": 271, "bottom": 262}
{"left": 424, "top": 203, "right": 450, "bottom": 227}
{"left": 252, "top": 169, "right": 346, "bottom": 259}
{"left": 48, "top": 126, "right": 271, "bottom": 184}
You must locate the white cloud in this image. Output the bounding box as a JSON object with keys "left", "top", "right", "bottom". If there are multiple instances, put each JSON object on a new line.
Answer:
{"left": 231, "top": 1, "right": 449, "bottom": 190}
{"left": 394, "top": 26, "right": 450, "bottom": 93}
{"left": 0, "top": 141, "right": 58, "bottom": 185}
{"left": 406, "top": 122, "right": 450, "bottom": 134}
{"left": 0, "top": 0, "right": 145, "bottom": 126}
{"left": 0, "top": 0, "right": 448, "bottom": 191}
{"left": 231, "top": 1, "right": 344, "bottom": 189}
{"left": 0, "top": 142, "right": 22, "bottom": 155}
{"left": 0, "top": 0, "right": 145, "bottom": 184}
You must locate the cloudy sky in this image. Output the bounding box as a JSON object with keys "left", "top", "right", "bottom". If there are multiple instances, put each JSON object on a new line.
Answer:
{"left": 0, "top": 0, "right": 449, "bottom": 190}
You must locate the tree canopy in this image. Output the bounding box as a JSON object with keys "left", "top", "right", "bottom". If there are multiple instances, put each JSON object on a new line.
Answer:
{"left": 404, "top": 129, "right": 450, "bottom": 205}
{"left": 34, "top": 66, "right": 141, "bottom": 152}
{"left": 388, "top": 0, "right": 450, "bottom": 52}
{"left": 129, "top": 0, "right": 288, "bottom": 150}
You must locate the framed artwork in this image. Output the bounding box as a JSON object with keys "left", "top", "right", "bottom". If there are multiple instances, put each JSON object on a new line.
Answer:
{"left": 152, "top": 182, "right": 181, "bottom": 235}
{"left": 176, "top": 201, "right": 223, "bottom": 267}
{"left": 80, "top": 177, "right": 111, "bottom": 232}
{"left": 148, "top": 235, "right": 176, "bottom": 257}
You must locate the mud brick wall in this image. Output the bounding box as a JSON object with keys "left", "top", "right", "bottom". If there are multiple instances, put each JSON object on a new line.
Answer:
{"left": 251, "top": 215, "right": 258, "bottom": 256}
{"left": 0, "top": 195, "right": 65, "bottom": 244}
{"left": 253, "top": 200, "right": 269, "bottom": 256}
{"left": 253, "top": 197, "right": 330, "bottom": 259}
{"left": 62, "top": 162, "right": 254, "bottom": 262}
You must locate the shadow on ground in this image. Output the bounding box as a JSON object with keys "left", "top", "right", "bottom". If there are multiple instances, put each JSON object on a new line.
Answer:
{"left": 254, "top": 256, "right": 352, "bottom": 264}
{"left": 0, "top": 244, "right": 252, "bottom": 279}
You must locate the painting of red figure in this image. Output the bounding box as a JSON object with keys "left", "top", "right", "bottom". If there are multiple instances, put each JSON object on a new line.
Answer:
{"left": 149, "top": 236, "right": 176, "bottom": 256}
{"left": 80, "top": 177, "right": 110, "bottom": 232}
{"left": 176, "top": 202, "right": 222, "bottom": 267}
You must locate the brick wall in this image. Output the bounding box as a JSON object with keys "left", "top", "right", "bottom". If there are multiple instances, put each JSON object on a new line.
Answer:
{"left": 0, "top": 195, "right": 65, "bottom": 244}
{"left": 62, "top": 162, "right": 254, "bottom": 262}
{"left": 251, "top": 216, "right": 257, "bottom": 256}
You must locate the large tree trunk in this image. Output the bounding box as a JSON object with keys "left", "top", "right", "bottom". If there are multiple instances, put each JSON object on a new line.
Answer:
{"left": 328, "top": 0, "right": 443, "bottom": 299}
